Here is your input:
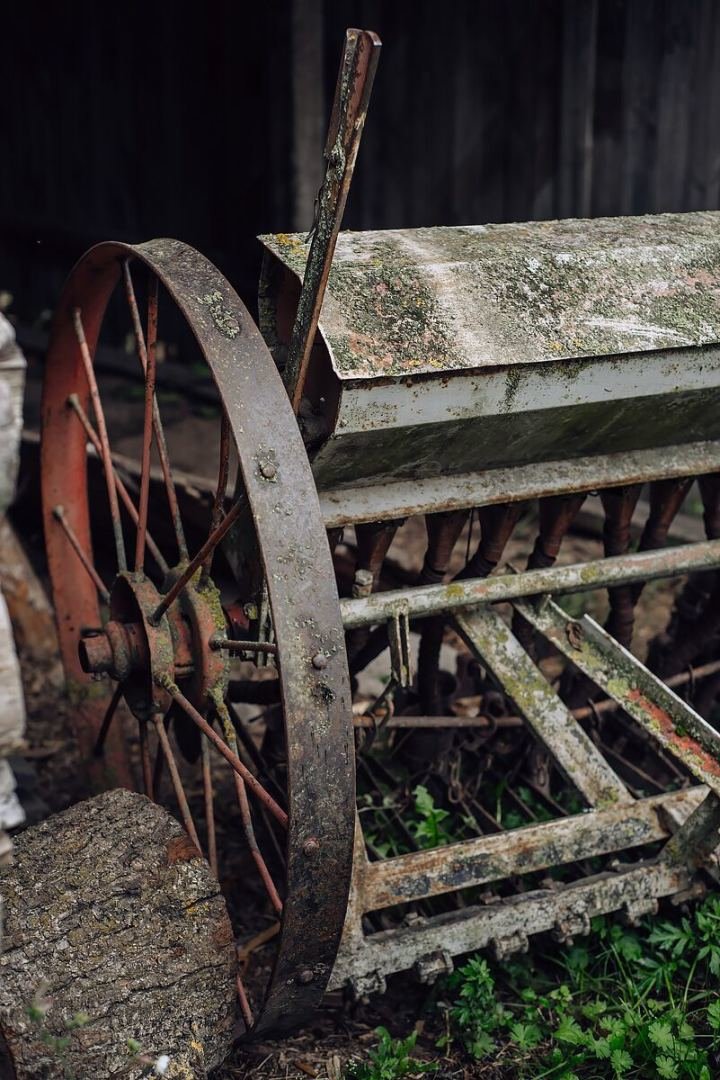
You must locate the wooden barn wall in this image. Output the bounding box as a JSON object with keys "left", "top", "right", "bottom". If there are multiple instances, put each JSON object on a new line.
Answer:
{"left": 2, "top": 0, "right": 720, "bottom": 324}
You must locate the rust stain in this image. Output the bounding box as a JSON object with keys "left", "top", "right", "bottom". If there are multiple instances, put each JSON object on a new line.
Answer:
{"left": 626, "top": 688, "right": 720, "bottom": 779}
{"left": 166, "top": 835, "right": 203, "bottom": 865}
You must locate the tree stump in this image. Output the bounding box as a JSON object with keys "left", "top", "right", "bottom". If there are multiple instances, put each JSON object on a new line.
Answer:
{"left": 0, "top": 789, "right": 237, "bottom": 1079}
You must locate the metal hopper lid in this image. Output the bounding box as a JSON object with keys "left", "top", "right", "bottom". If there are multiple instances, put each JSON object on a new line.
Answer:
{"left": 260, "top": 211, "right": 720, "bottom": 381}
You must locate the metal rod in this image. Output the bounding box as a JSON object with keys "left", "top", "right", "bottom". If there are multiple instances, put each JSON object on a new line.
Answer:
{"left": 53, "top": 505, "right": 110, "bottom": 602}
{"left": 210, "top": 637, "right": 278, "bottom": 656}
{"left": 284, "top": 29, "right": 381, "bottom": 410}
{"left": 201, "top": 736, "right": 218, "bottom": 878}
{"left": 134, "top": 277, "right": 158, "bottom": 572}
{"left": 123, "top": 260, "right": 188, "bottom": 560}
{"left": 215, "top": 699, "right": 283, "bottom": 912}
{"left": 203, "top": 410, "right": 230, "bottom": 580}
{"left": 353, "top": 714, "right": 525, "bottom": 729}
{"left": 139, "top": 718, "right": 154, "bottom": 800}
{"left": 152, "top": 713, "right": 201, "bottom": 849}
{"left": 92, "top": 681, "right": 124, "bottom": 755}
{"left": 341, "top": 537, "right": 720, "bottom": 629}
{"left": 149, "top": 500, "right": 243, "bottom": 624}
{"left": 236, "top": 969, "right": 254, "bottom": 1029}
{"left": 152, "top": 714, "right": 169, "bottom": 796}
{"left": 157, "top": 677, "right": 288, "bottom": 828}
{"left": 72, "top": 308, "right": 127, "bottom": 572}
{"left": 67, "top": 394, "right": 168, "bottom": 573}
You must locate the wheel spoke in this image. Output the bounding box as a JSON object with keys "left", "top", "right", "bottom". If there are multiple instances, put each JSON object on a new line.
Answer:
{"left": 203, "top": 409, "right": 231, "bottom": 580}
{"left": 210, "top": 637, "right": 278, "bottom": 657}
{"left": 152, "top": 713, "right": 201, "bottom": 849}
{"left": 236, "top": 969, "right": 254, "bottom": 1029}
{"left": 67, "top": 394, "right": 168, "bottom": 574}
{"left": 150, "top": 500, "right": 243, "bottom": 625}
{"left": 123, "top": 261, "right": 188, "bottom": 561}
{"left": 72, "top": 308, "right": 127, "bottom": 572}
{"left": 135, "top": 277, "right": 158, "bottom": 572}
{"left": 152, "top": 714, "right": 170, "bottom": 796}
{"left": 156, "top": 677, "right": 288, "bottom": 828}
{"left": 53, "top": 505, "right": 110, "bottom": 602}
{"left": 229, "top": 705, "right": 287, "bottom": 806}
{"left": 138, "top": 718, "right": 154, "bottom": 799}
{"left": 216, "top": 700, "right": 283, "bottom": 913}
{"left": 93, "top": 682, "right": 124, "bottom": 755}
{"left": 201, "top": 737, "right": 218, "bottom": 878}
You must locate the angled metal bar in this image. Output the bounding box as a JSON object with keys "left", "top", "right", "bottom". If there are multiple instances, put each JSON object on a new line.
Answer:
{"left": 513, "top": 596, "right": 720, "bottom": 795}
{"left": 661, "top": 791, "right": 720, "bottom": 872}
{"left": 358, "top": 787, "right": 705, "bottom": 913}
{"left": 455, "top": 607, "right": 631, "bottom": 808}
{"left": 341, "top": 537, "right": 720, "bottom": 629}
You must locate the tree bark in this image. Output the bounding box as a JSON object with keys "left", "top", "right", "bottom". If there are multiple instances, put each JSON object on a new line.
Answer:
{"left": 0, "top": 789, "right": 236, "bottom": 1079}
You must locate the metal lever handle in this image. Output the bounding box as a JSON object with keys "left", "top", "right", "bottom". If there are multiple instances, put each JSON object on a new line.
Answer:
{"left": 284, "top": 27, "right": 381, "bottom": 411}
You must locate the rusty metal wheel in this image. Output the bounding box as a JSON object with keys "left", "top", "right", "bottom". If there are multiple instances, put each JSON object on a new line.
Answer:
{"left": 41, "top": 239, "right": 355, "bottom": 1036}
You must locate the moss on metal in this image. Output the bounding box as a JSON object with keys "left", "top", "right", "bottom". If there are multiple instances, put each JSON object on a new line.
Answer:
{"left": 261, "top": 211, "right": 720, "bottom": 381}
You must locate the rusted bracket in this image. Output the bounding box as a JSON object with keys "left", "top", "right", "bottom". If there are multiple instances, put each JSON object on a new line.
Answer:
{"left": 284, "top": 28, "right": 382, "bottom": 411}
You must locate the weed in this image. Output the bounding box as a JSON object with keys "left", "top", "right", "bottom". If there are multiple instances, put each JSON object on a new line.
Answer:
{"left": 345, "top": 1027, "right": 434, "bottom": 1079}
{"left": 408, "top": 786, "right": 455, "bottom": 849}
{"left": 436, "top": 894, "right": 720, "bottom": 1077}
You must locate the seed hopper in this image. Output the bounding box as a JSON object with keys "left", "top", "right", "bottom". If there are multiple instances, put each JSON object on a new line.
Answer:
{"left": 40, "top": 29, "right": 720, "bottom": 1036}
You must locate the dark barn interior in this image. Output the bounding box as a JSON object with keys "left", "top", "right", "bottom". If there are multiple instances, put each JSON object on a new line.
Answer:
{"left": 2, "top": 0, "right": 720, "bottom": 326}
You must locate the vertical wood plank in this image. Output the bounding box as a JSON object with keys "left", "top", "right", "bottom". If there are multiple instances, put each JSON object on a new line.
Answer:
{"left": 654, "top": 0, "right": 693, "bottom": 212}
{"left": 685, "top": 0, "right": 720, "bottom": 209}
{"left": 291, "top": 0, "right": 325, "bottom": 232}
{"left": 559, "top": 0, "right": 598, "bottom": 218}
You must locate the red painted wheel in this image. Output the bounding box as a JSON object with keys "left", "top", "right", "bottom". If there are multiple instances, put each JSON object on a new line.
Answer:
{"left": 41, "top": 239, "right": 355, "bottom": 1035}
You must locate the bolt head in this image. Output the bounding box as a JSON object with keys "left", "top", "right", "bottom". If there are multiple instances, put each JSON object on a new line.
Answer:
{"left": 259, "top": 460, "right": 277, "bottom": 480}
{"left": 311, "top": 651, "right": 328, "bottom": 670}
{"left": 302, "top": 837, "right": 320, "bottom": 857}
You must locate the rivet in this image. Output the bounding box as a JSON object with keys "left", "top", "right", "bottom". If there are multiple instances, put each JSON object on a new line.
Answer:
{"left": 312, "top": 652, "right": 328, "bottom": 670}
{"left": 303, "top": 837, "right": 320, "bottom": 857}
{"left": 259, "top": 461, "right": 277, "bottom": 480}
{"left": 297, "top": 968, "right": 315, "bottom": 985}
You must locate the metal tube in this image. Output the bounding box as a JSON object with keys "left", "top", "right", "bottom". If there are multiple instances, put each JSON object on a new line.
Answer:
{"left": 341, "top": 537, "right": 720, "bottom": 629}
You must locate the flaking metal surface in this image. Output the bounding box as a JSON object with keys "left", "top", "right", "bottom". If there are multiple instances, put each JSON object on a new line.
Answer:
{"left": 330, "top": 863, "right": 691, "bottom": 991}
{"left": 359, "top": 788, "right": 705, "bottom": 912}
{"left": 455, "top": 607, "right": 630, "bottom": 809}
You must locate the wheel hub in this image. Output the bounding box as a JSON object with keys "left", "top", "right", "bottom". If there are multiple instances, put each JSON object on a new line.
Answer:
{"left": 78, "top": 570, "right": 228, "bottom": 720}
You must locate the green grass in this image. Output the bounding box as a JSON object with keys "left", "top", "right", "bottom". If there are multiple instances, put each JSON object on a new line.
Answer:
{"left": 348, "top": 894, "right": 720, "bottom": 1079}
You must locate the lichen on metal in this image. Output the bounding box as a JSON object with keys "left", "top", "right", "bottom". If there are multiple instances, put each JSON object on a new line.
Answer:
{"left": 261, "top": 211, "right": 720, "bottom": 380}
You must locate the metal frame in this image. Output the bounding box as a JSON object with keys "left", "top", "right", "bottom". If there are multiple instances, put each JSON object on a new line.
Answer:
{"left": 330, "top": 556, "right": 720, "bottom": 995}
